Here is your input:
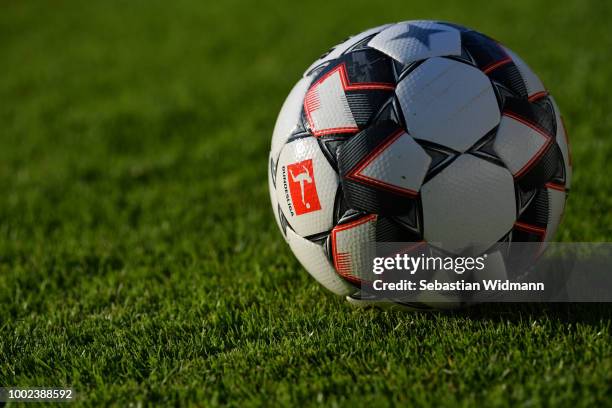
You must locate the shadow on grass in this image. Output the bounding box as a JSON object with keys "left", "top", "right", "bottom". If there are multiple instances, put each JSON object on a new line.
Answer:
{"left": 452, "top": 303, "right": 612, "bottom": 325}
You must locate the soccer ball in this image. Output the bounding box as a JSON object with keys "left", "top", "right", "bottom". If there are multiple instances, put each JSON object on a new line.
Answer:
{"left": 268, "top": 21, "right": 572, "bottom": 309}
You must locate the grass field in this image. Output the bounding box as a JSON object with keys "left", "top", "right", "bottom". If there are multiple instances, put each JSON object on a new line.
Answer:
{"left": 1, "top": 0, "right": 612, "bottom": 406}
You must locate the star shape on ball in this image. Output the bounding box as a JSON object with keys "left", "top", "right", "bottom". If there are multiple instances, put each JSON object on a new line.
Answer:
{"left": 391, "top": 24, "right": 446, "bottom": 49}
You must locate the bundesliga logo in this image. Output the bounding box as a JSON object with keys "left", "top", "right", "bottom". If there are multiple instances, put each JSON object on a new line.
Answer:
{"left": 285, "top": 159, "right": 321, "bottom": 215}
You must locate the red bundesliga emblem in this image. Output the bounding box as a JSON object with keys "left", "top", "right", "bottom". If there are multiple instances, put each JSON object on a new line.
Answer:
{"left": 287, "top": 159, "right": 322, "bottom": 215}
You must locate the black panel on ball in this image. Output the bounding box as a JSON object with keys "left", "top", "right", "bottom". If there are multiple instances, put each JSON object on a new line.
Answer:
{"left": 341, "top": 179, "right": 420, "bottom": 215}
{"left": 461, "top": 30, "right": 508, "bottom": 71}
{"left": 503, "top": 97, "right": 556, "bottom": 137}
{"left": 376, "top": 216, "right": 422, "bottom": 242}
{"left": 517, "top": 188, "right": 550, "bottom": 227}
{"left": 311, "top": 48, "right": 396, "bottom": 85}
{"left": 342, "top": 48, "right": 396, "bottom": 84}
{"left": 489, "top": 63, "right": 528, "bottom": 98}
{"left": 337, "top": 121, "right": 400, "bottom": 172}
{"left": 337, "top": 121, "right": 421, "bottom": 216}
{"left": 346, "top": 91, "right": 393, "bottom": 128}
{"left": 517, "top": 142, "right": 562, "bottom": 190}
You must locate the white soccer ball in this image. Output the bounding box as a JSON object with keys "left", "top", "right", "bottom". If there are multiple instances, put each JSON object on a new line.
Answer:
{"left": 268, "top": 21, "right": 572, "bottom": 309}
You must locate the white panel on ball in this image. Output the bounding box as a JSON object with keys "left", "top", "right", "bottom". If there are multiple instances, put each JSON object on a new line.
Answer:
{"left": 304, "top": 24, "right": 393, "bottom": 76}
{"left": 331, "top": 214, "right": 377, "bottom": 283}
{"left": 493, "top": 114, "right": 551, "bottom": 177}
{"left": 550, "top": 96, "right": 572, "bottom": 189}
{"left": 368, "top": 21, "right": 461, "bottom": 65}
{"left": 286, "top": 228, "right": 354, "bottom": 296}
{"left": 303, "top": 67, "right": 358, "bottom": 137}
{"left": 396, "top": 57, "right": 500, "bottom": 152}
{"left": 502, "top": 46, "right": 546, "bottom": 98}
{"left": 350, "top": 130, "right": 431, "bottom": 196}
{"left": 421, "top": 155, "right": 516, "bottom": 253}
{"left": 270, "top": 77, "right": 312, "bottom": 163}
{"left": 275, "top": 137, "right": 339, "bottom": 237}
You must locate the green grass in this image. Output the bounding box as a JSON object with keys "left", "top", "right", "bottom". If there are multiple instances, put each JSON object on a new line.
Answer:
{"left": 1, "top": 0, "right": 612, "bottom": 406}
